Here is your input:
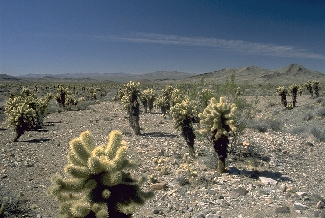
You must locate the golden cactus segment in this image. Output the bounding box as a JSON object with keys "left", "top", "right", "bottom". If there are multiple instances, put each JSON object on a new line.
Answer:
{"left": 48, "top": 130, "right": 153, "bottom": 217}
{"left": 198, "top": 97, "right": 237, "bottom": 140}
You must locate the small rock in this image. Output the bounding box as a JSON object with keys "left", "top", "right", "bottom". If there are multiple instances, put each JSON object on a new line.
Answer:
{"left": 259, "top": 177, "right": 278, "bottom": 186}
{"left": 150, "top": 182, "right": 167, "bottom": 190}
{"left": 293, "top": 202, "right": 308, "bottom": 210}
{"left": 206, "top": 214, "right": 221, "bottom": 218}
{"left": 296, "top": 192, "right": 307, "bottom": 198}
{"left": 316, "top": 200, "right": 325, "bottom": 209}
{"left": 231, "top": 187, "right": 248, "bottom": 198}
{"left": 275, "top": 206, "right": 290, "bottom": 213}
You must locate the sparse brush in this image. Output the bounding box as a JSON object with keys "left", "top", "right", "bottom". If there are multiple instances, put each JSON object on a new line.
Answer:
{"left": 198, "top": 97, "right": 237, "bottom": 173}
{"left": 47, "top": 130, "right": 153, "bottom": 218}
{"left": 170, "top": 98, "right": 198, "bottom": 156}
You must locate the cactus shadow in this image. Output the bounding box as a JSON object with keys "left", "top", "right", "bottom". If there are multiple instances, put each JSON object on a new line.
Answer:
{"left": 141, "top": 132, "right": 178, "bottom": 138}
{"left": 228, "top": 166, "right": 291, "bottom": 182}
{"left": 22, "top": 138, "right": 51, "bottom": 143}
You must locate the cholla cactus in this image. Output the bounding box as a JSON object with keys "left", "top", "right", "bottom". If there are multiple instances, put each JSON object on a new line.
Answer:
{"left": 305, "top": 81, "right": 313, "bottom": 97}
{"left": 140, "top": 88, "right": 156, "bottom": 113}
{"left": 119, "top": 81, "right": 141, "bottom": 135}
{"left": 5, "top": 89, "right": 51, "bottom": 141}
{"left": 276, "top": 86, "right": 288, "bottom": 107}
{"left": 48, "top": 130, "right": 153, "bottom": 218}
{"left": 5, "top": 96, "right": 36, "bottom": 141}
{"left": 155, "top": 95, "right": 169, "bottom": 116}
{"left": 197, "top": 88, "right": 214, "bottom": 111}
{"left": 312, "top": 80, "right": 320, "bottom": 98}
{"left": 198, "top": 97, "right": 237, "bottom": 173}
{"left": 170, "top": 98, "right": 198, "bottom": 156}
{"left": 289, "top": 84, "right": 299, "bottom": 107}
{"left": 170, "top": 88, "right": 185, "bottom": 106}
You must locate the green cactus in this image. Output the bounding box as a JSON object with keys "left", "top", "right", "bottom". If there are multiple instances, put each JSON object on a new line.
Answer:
{"left": 170, "top": 98, "right": 198, "bottom": 156}
{"left": 48, "top": 130, "right": 153, "bottom": 218}
{"left": 289, "top": 84, "right": 299, "bottom": 107}
{"left": 140, "top": 88, "right": 156, "bottom": 113}
{"left": 276, "top": 86, "right": 288, "bottom": 107}
{"left": 198, "top": 97, "right": 237, "bottom": 173}
{"left": 119, "top": 81, "right": 141, "bottom": 135}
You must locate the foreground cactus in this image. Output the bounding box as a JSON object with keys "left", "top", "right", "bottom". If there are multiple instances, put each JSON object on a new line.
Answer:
{"left": 305, "top": 81, "right": 313, "bottom": 97}
{"left": 48, "top": 130, "right": 153, "bottom": 218}
{"left": 198, "top": 97, "right": 237, "bottom": 173}
{"left": 312, "top": 80, "right": 320, "bottom": 98}
{"left": 170, "top": 98, "right": 198, "bottom": 156}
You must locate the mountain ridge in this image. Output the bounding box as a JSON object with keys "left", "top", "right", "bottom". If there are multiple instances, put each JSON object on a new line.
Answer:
{"left": 2, "top": 64, "right": 324, "bottom": 84}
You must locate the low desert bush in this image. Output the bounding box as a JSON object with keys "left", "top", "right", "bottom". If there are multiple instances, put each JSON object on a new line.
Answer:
{"left": 247, "top": 118, "right": 282, "bottom": 132}
{"left": 310, "top": 127, "right": 325, "bottom": 142}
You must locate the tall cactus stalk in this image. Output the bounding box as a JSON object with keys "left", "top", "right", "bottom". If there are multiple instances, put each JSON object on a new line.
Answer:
{"left": 120, "top": 81, "right": 141, "bottom": 135}
{"left": 276, "top": 86, "right": 288, "bottom": 108}
{"left": 198, "top": 97, "right": 237, "bottom": 173}
{"left": 47, "top": 130, "right": 153, "bottom": 218}
{"left": 170, "top": 98, "right": 198, "bottom": 156}
{"left": 289, "top": 84, "right": 299, "bottom": 107}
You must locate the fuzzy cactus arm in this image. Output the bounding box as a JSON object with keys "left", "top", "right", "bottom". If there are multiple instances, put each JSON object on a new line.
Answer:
{"left": 48, "top": 130, "right": 153, "bottom": 217}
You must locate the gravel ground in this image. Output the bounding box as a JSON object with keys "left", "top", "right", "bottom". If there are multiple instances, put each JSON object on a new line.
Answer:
{"left": 1, "top": 95, "right": 325, "bottom": 218}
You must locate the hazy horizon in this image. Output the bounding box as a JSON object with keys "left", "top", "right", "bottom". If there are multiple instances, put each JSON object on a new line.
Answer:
{"left": 1, "top": 1, "right": 325, "bottom": 76}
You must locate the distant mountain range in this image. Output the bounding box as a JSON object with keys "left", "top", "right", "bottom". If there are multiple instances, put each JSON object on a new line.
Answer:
{"left": 186, "top": 64, "right": 325, "bottom": 85}
{"left": 1, "top": 64, "right": 324, "bottom": 85}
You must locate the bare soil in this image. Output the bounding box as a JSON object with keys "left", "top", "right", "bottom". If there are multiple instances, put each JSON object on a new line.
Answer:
{"left": 1, "top": 95, "right": 325, "bottom": 218}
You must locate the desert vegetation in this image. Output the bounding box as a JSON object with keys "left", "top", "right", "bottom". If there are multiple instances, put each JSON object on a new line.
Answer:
{"left": 1, "top": 71, "right": 325, "bottom": 217}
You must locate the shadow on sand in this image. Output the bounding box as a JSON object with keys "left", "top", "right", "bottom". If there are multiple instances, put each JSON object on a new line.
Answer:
{"left": 141, "top": 131, "right": 178, "bottom": 138}
{"left": 228, "top": 166, "right": 291, "bottom": 182}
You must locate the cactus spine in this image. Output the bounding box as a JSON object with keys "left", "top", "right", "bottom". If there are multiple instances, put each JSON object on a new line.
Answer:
{"left": 170, "top": 98, "right": 198, "bottom": 156}
{"left": 48, "top": 130, "right": 153, "bottom": 218}
{"left": 198, "top": 97, "right": 237, "bottom": 173}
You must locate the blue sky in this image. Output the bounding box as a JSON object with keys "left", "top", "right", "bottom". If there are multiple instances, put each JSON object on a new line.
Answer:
{"left": 1, "top": 0, "right": 325, "bottom": 76}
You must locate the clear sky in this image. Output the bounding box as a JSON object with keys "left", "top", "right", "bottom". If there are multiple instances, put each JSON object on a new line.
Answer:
{"left": 1, "top": 0, "right": 325, "bottom": 76}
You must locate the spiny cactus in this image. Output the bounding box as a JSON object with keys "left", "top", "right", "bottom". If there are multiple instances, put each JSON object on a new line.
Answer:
{"left": 198, "top": 97, "right": 237, "bottom": 173}
{"left": 170, "top": 98, "right": 198, "bottom": 156}
{"left": 140, "top": 88, "right": 156, "bottom": 113}
{"left": 312, "top": 80, "right": 320, "bottom": 98}
{"left": 48, "top": 130, "right": 153, "bottom": 218}
{"left": 4, "top": 89, "right": 51, "bottom": 141}
{"left": 305, "top": 81, "right": 313, "bottom": 97}
{"left": 196, "top": 88, "right": 214, "bottom": 111}
{"left": 119, "top": 81, "right": 141, "bottom": 135}
{"left": 170, "top": 88, "right": 185, "bottom": 106}
{"left": 276, "top": 86, "right": 288, "bottom": 107}
{"left": 289, "top": 84, "right": 299, "bottom": 107}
